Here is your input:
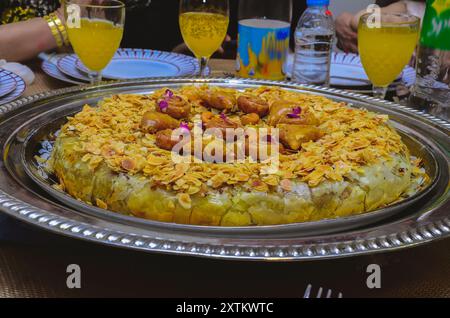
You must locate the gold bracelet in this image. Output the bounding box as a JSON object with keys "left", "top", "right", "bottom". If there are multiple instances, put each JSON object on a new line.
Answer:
{"left": 49, "top": 12, "right": 69, "bottom": 46}
{"left": 43, "top": 14, "right": 64, "bottom": 48}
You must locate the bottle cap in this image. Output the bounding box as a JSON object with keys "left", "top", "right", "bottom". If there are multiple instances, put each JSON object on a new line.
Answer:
{"left": 307, "top": 0, "right": 330, "bottom": 6}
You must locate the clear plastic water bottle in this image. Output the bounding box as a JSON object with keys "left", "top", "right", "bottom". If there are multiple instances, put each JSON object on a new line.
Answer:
{"left": 292, "top": 0, "right": 335, "bottom": 86}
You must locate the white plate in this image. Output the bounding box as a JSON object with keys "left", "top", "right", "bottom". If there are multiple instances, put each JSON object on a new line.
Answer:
{"left": 0, "top": 69, "right": 26, "bottom": 106}
{"left": 0, "top": 69, "right": 17, "bottom": 98}
{"left": 287, "top": 52, "right": 416, "bottom": 87}
{"left": 76, "top": 48, "right": 206, "bottom": 79}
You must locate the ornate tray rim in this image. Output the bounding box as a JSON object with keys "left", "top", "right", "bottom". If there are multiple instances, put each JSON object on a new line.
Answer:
{"left": 0, "top": 77, "right": 449, "bottom": 261}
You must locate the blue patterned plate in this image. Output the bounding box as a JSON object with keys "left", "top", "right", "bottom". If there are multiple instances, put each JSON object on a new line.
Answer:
{"left": 0, "top": 69, "right": 17, "bottom": 98}
{"left": 41, "top": 54, "right": 86, "bottom": 85}
{"left": 56, "top": 54, "right": 91, "bottom": 82}
{"left": 75, "top": 48, "right": 207, "bottom": 79}
{"left": 0, "top": 69, "right": 26, "bottom": 106}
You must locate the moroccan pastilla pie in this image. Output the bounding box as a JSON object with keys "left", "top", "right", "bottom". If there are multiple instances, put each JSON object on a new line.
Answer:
{"left": 46, "top": 85, "right": 428, "bottom": 226}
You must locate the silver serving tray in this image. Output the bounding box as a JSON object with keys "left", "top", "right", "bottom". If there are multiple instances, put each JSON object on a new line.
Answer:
{"left": 2, "top": 83, "right": 441, "bottom": 237}
{"left": 0, "top": 78, "right": 449, "bottom": 260}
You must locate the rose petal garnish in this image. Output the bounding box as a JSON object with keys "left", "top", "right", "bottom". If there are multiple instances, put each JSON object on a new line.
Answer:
{"left": 159, "top": 100, "right": 169, "bottom": 111}
{"left": 292, "top": 107, "right": 302, "bottom": 114}
{"left": 164, "top": 89, "right": 174, "bottom": 98}
{"left": 180, "top": 122, "right": 190, "bottom": 132}
{"left": 287, "top": 106, "right": 302, "bottom": 118}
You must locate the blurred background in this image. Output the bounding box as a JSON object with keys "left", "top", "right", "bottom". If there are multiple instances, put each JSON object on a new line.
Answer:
{"left": 122, "top": 0, "right": 378, "bottom": 58}
{"left": 330, "top": 0, "right": 373, "bottom": 16}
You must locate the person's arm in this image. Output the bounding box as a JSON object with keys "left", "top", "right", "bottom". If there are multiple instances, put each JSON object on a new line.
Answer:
{"left": 336, "top": 1, "right": 409, "bottom": 53}
{"left": 335, "top": 12, "right": 359, "bottom": 53}
{"left": 405, "top": 1, "right": 426, "bottom": 20}
{"left": 0, "top": 6, "right": 67, "bottom": 62}
{"left": 0, "top": 17, "right": 58, "bottom": 62}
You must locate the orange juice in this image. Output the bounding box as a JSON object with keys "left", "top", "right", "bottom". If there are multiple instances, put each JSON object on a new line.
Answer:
{"left": 67, "top": 18, "right": 123, "bottom": 72}
{"left": 358, "top": 23, "right": 418, "bottom": 87}
{"left": 179, "top": 12, "right": 229, "bottom": 58}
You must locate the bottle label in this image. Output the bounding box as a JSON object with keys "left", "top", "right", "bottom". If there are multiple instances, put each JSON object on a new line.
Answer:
{"left": 420, "top": 0, "right": 450, "bottom": 50}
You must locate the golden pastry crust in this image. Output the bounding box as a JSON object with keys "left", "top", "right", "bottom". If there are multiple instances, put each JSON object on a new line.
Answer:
{"left": 46, "top": 85, "right": 427, "bottom": 226}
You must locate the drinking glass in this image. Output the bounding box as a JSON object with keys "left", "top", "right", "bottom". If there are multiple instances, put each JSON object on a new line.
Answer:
{"left": 64, "top": 0, "right": 125, "bottom": 84}
{"left": 179, "top": 0, "right": 229, "bottom": 76}
{"left": 358, "top": 12, "right": 420, "bottom": 99}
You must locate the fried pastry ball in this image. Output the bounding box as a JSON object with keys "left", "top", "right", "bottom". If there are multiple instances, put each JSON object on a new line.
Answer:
{"left": 237, "top": 95, "right": 269, "bottom": 117}
{"left": 268, "top": 100, "right": 319, "bottom": 126}
{"left": 141, "top": 111, "right": 179, "bottom": 133}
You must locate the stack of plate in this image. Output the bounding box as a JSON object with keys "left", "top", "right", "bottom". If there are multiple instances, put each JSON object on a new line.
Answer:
{"left": 286, "top": 52, "right": 416, "bottom": 92}
{"left": 41, "top": 48, "right": 208, "bottom": 84}
{"left": 0, "top": 69, "right": 26, "bottom": 105}
{"left": 41, "top": 49, "right": 416, "bottom": 92}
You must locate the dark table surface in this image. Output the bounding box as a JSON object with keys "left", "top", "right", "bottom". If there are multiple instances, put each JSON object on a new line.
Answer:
{"left": 0, "top": 213, "right": 449, "bottom": 298}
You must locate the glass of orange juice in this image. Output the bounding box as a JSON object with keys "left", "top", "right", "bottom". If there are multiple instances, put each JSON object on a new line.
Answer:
{"left": 358, "top": 12, "right": 420, "bottom": 99}
{"left": 179, "top": 0, "right": 229, "bottom": 76}
{"left": 64, "top": 0, "right": 125, "bottom": 84}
